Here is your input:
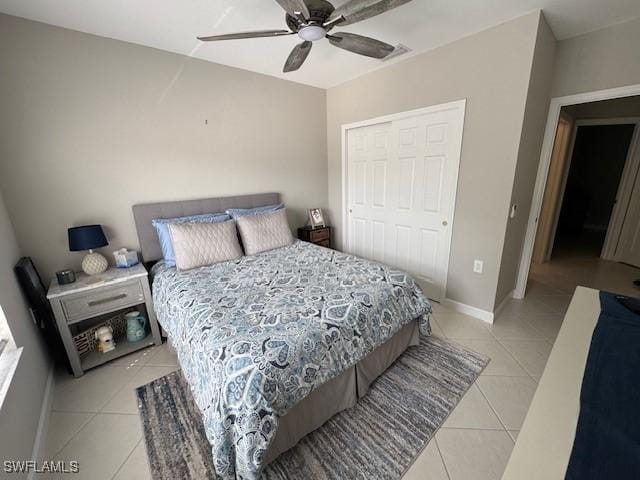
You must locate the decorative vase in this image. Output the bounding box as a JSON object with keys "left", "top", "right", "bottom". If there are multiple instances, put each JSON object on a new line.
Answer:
{"left": 82, "top": 251, "right": 108, "bottom": 275}
{"left": 125, "top": 311, "right": 147, "bottom": 342}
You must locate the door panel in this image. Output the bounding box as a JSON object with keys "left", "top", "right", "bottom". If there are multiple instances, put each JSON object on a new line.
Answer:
{"left": 348, "top": 122, "right": 391, "bottom": 262}
{"left": 352, "top": 217, "right": 367, "bottom": 258}
{"left": 397, "top": 159, "right": 415, "bottom": 210}
{"left": 346, "top": 103, "right": 465, "bottom": 300}
{"left": 418, "top": 228, "right": 439, "bottom": 282}
{"left": 352, "top": 162, "right": 367, "bottom": 206}
{"left": 616, "top": 173, "right": 640, "bottom": 268}
{"left": 395, "top": 225, "right": 412, "bottom": 270}
{"left": 372, "top": 161, "right": 387, "bottom": 207}
{"left": 613, "top": 127, "right": 640, "bottom": 268}
{"left": 424, "top": 156, "right": 444, "bottom": 213}
{"left": 371, "top": 221, "right": 385, "bottom": 263}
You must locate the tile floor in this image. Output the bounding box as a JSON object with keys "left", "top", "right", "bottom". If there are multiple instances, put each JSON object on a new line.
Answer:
{"left": 529, "top": 232, "right": 640, "bottom": 298}
{"left": 43, "top": 279, "right": 571, "bottom": 480}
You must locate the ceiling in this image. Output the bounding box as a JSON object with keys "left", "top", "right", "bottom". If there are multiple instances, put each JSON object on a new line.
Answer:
{"left": 1, "top": 0, "right": 639, "bottom": 89}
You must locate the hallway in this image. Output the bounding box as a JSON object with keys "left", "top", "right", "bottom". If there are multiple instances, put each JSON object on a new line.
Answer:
{"left": 529, "top": 233, "right": 640, "bottom": 297}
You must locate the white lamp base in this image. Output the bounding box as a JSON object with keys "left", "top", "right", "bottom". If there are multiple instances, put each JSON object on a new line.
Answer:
{"left": 82, "top": 252, "right": 108, "bottom": 275}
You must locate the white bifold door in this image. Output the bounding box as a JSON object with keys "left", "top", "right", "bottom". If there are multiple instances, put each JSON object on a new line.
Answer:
{"left": 612, "top": 121, "right": 640, "bottom": 268}
{"left": 615, "top": 171, "right": 640, "bottom": 268}
{"left": 345, "top": 101, "right": 465, "bottom": 301}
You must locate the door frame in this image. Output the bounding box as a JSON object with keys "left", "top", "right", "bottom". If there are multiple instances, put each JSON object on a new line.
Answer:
{"left": 542, "top": 116, "right": 579, "bottom": 262}
{"left": 340, "top": 99, "right": 467, "bottom": 301}
{"left": 533, "top": 112, "right": 574, "bottom": 264}
{"left": 514, "top": 83, "right": 640, "bottom": 299}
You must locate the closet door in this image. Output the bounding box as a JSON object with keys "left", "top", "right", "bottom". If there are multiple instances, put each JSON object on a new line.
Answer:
{"left": 346, "top": 102, "right": 465, "bottom": 300}
{"left": 616, "top": 176, "right": 640, "bottom": 268}
{"left": 347, "top": 122, "right": 392, "bottom": 263}
{"left": 614, "top": 128, "right": 640, "bottom": 268}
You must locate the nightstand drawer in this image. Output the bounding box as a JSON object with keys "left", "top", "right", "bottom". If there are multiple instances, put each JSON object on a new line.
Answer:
{"left": 61, "top": 280, "right": 144, "bottom": 323}
{"left": 310, "top": 228, "right": 330, "bottom": 242}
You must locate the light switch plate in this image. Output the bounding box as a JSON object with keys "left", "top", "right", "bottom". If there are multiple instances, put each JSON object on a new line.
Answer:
{"left": 473, "top": 260, "right": 484, "bottom": 274}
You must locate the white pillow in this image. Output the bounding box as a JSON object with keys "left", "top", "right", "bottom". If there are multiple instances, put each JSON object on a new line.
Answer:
{"left": 236, "top": 208, "right": 293, "bottom": 255}
{"left": 168, "top": 220, "right": 242, "bottom": 271}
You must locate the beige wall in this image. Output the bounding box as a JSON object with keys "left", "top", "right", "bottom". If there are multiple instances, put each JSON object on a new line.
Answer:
{"left": 505, "top": 17, "right": 640, "bottom": 301}
{"left": 0, "top": 189, "right": 50, "bottom": 473}
{"left": 495, "top": 14, "right": 557, "bottom": 305}
{"left": 551, "top": 16, "right": 640, "bottom": 98}
{"left": 0, "top": 14, "right": 327, "bottom": 281}
{"left": 2, "top": 8, "right": 636, "bottom": 317}
{"left": 326, "top": 12, "right": 544, "bottom": 312}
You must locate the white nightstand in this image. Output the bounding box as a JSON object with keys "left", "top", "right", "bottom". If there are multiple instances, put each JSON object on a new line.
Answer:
{"left": 47, "top": 264, "right": 162, "bottom": 377}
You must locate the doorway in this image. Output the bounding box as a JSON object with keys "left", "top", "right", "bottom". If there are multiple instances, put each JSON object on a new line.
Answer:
{"left": 519, "top": 91, "right": 640, "bottom": 298}
{"left": 530, "top": 119, "right": 640, "bottom": 294}
{"left": 554, "top": 122, "right": 635, "bottom": 258}
{"left": 342, "top": 100, "right": 466, "bottom": 301}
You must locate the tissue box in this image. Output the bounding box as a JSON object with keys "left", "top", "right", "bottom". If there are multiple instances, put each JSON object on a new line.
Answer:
{"left": 113, "top": 249, "right": 139, "bottom": 268}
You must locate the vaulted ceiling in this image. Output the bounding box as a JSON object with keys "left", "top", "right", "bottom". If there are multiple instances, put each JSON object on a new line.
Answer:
{"left": 1, "top": 0, "right": 639, "bottom": 88}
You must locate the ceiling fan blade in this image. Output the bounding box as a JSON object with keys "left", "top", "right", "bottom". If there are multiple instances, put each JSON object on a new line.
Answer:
{"left": 274, "top": 0, "right": 310, "bottom": 19}
{"left": 283, "top": 41, "right": 312, "bottom": 72}
{"left": 328, "top": 0, "right": 413, "bottom": 26}
{"left": 327, "top": 32, "right": 394, "bottom": 59}
{"left": 198, "top": 30, "right": 293, "bottom": 41}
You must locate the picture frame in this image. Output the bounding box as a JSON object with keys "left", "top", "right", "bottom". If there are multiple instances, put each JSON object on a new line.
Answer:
{"left": 308, "top": 208, "right": 325, "bottom": 228}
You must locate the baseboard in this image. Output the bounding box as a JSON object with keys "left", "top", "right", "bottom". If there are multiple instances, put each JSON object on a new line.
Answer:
{"left": 28, "top": 365, "right": 54, "bottom": 479}
{"left": 493, "top": 289, "right": 515, "bottom": 320}
{"left": 442, "top": 298, "right": 495, "bottom": 324}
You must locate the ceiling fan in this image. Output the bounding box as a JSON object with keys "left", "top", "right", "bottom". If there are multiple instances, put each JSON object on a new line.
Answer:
{"left": 197, "top": 0, "right": 413, "bottom": 72}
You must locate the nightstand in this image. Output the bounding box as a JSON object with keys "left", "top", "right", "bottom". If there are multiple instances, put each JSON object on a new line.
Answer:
{"left": 47, "top": 264, "right": 162, "bottom": 377}
{"left": 298, "top": 225, "right": 332, "bottom": 249}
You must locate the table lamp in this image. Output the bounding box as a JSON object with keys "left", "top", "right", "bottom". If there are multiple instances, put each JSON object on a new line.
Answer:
{"left": 68, "top": 225, "right": 109, "bottom": 275}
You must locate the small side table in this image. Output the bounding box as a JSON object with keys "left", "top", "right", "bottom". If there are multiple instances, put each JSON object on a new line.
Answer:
{"left": 298, "top": 225, "right": 332, "bottom": 249}
{"left": 47, "top": 264, "right": 162, "bottom": 377}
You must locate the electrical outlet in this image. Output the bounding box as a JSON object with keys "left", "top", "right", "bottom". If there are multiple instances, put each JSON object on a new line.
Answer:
{"left": 473, "top": 260, "right": 484, "bottom": 274}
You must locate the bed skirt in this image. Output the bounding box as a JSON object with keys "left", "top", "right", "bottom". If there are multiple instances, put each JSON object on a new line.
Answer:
{"left": 264, "top": 319, "right": 421, "bottom": 464}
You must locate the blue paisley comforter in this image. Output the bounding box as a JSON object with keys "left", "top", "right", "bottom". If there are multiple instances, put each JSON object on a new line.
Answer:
{"left": 152, "top": 240, "right": 432, "bottom": 479}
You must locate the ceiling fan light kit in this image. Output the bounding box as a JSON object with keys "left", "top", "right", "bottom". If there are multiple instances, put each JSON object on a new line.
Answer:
{"left": 298, "top": 25, "right": 326, "bottom": 41}
{"left": 197, "top": 0, "right": 414, "bottom": 72}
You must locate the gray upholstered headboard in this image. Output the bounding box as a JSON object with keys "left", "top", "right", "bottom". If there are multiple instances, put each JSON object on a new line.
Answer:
{"left": 132, "top": 192, "right": 281, "bottom": 263}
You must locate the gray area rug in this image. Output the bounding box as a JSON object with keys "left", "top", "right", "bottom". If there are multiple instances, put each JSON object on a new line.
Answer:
{"left": 137, "top": 336, "right": 489, "bottom": 479}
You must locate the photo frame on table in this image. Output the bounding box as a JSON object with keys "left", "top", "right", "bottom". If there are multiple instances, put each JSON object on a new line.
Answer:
{"left": 308, "top": 208, "right": 325, "bottom": 228}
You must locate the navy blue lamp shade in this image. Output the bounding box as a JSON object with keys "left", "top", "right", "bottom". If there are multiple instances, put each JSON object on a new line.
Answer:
{"left": 68, "top": 225, "right": 108, "bottom": 252}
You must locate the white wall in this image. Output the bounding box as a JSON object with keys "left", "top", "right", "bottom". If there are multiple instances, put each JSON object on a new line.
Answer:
{"left": 0, "top": 189, "right": 50, "bottom": 475}
{"left": 0, "top": 14, "right": 328, "bottom": 282}
{"left": 326, "top": 11, "right": 545, "bottom": 312}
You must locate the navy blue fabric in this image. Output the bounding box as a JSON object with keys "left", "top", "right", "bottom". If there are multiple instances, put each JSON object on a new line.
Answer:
{"left": 68, "top": 224, "right": 108, "bottom": 251}
{"left": 565, "top": 292, "right": 640, "bottom": 480}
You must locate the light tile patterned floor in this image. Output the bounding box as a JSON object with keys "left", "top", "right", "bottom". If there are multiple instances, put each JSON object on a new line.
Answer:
{"left": 529, "top": 236, "right": 640, "bottom": 298}
{"left": 44, "top": 279, "right": 570, "bottom": 480}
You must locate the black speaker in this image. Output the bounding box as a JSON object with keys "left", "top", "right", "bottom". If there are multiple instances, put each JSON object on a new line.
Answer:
{"left": 14, "top": 257, "right": 70, "bottom": 372}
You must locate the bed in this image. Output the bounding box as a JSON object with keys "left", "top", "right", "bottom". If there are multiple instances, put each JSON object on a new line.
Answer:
{"left": 133, "top": 193, "right": 433, "bottom": 479}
